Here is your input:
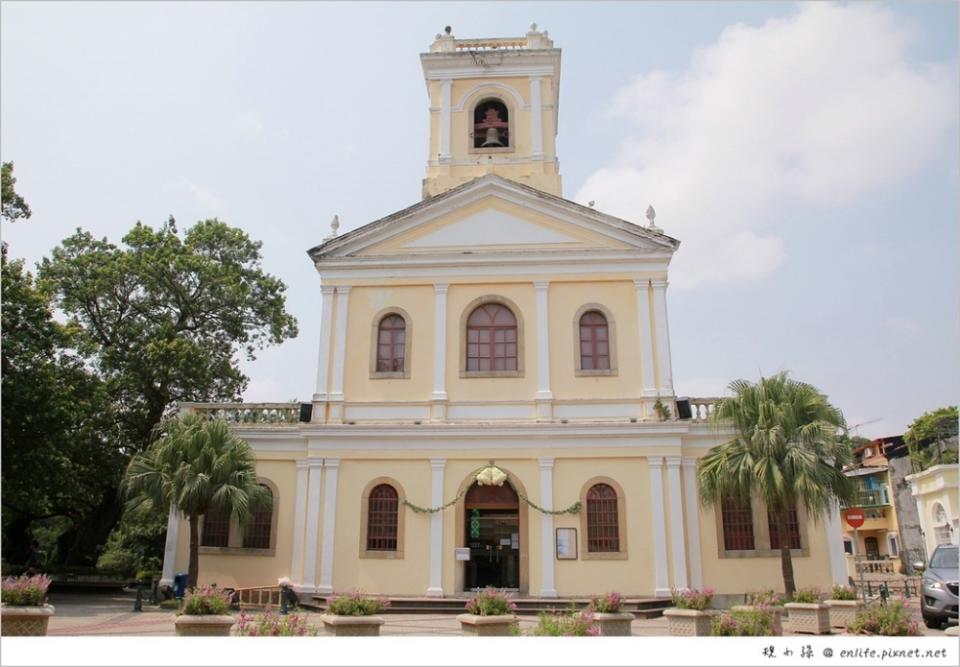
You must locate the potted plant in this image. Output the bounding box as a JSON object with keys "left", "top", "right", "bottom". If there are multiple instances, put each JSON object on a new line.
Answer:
{"left": 173, "top": 585, "right": 236, "bottom": 636}
{"left": 320, "top": 590, "right": 389, "bottom": 636}
{"left": 663, "top": 587, "right": 715, "bottom": 636}
{"left": 825, "top": 585, "right": 863, "bottom": 630}
{"left": 531, "top": 609, "right": 599, "bottom": 636}
{"left": 457, "top": 587, "right": 518, "bottom": 636}
{"left": 237, "top": 607, "right": 320, "bottom": 636}
{"left": 588, "top": 592, "right": 634, "bottom": 636}
{"left": 731, "top": 590, "right": 784, "bottom": 635}
{"left": 653, "top": 397, "right": 672, "bottom": 421}
{"left": 711, "top": 606, "right": 778, "bottom": 636}
{"left": 0, "top": 575, "right": 55, "bottom": 636}
{"left": 847, "top": 600, "right": 921, "bottom": 636}
{"left": 784, "top": 587, "right": 831, "bottom": 635}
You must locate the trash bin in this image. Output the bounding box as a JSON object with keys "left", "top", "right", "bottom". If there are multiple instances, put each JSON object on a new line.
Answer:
{"left": 173, "top": 573, "right": 188, "bottom": 599}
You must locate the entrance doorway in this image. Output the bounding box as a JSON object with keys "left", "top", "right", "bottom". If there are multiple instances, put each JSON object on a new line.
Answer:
{"left": 864, "top": 536, "right": 880, "bottom": 560}
{"left": 464, "top": 481, "right": 520, "bottom": 590}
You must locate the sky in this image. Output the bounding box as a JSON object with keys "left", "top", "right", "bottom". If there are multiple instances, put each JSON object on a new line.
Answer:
{"left": 2, "top": 1, "right": 957, "bottom": 439}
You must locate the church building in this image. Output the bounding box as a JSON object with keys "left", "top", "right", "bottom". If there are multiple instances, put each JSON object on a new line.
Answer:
{"left": 161, "top": 26, "right": 848, "bottom": 600}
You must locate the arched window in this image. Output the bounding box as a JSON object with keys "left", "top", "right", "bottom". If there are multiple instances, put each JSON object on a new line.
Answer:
{"left": 721, "top": 496, "right": 755, "bottom": 551}
{"left": 579, "top": 311, "right": 610, "bottom": 371}
{"left": 473, "top": 99, "right": 509, "bottom": 149}
{"left": 201, "top": 507, "right": 230, "bottom": 548}
{"left": 366, "top": 484, "right": 399, "bottom": 552}
{"left": 586, "top": 483, "right": 620, "bottom": 553}
{"left": 768, "top": 505, "right": 801, "bottom": 550}
{"left": 242, "top": 484, "right": 273, "bottom": 549}
{"left": 376, "top": 314, "right": 406, "bottom": 373}
{"left": 466, "top": 303, "right": 517, "bottom": 372}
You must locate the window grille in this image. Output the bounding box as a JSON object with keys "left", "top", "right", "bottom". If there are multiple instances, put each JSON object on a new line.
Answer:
{"left": 586, "top": 483, "right": 620, "bottom": 552}
{"left": 202, "top": 507, "right": 230, "bottom": 548}
{"left": 768, "top": 505, "right": 802, "bottom": 550}
{"left": 721, "top": 496, "right": 755, "bottom": 551}
{"left": 367, "top": 484, "right": 399, "bottom": 551}
{"left": 242, "top": 485, "right": 273, "bottom": 549}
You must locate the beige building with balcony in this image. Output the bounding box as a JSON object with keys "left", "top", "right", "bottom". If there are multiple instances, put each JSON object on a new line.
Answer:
{"left": 160, "top": 26, "right": 848, "bottom": 601}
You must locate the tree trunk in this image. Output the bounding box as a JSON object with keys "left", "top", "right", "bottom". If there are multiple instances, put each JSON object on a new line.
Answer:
{"left": 188, "top": 514, "right": 200, "bottom": 589}
{"left": 56, "top": 488, "right": 123, "bottom": 566}
{"left": 778, "top": 508, "right": 796, "bottom": 598}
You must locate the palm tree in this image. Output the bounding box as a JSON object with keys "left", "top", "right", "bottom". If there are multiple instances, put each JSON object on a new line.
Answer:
{"left": 697, "top": 372, "right": 854, "bottom": 597}
{"left": 123, "top": 415, "right": 270, "bottom": 588}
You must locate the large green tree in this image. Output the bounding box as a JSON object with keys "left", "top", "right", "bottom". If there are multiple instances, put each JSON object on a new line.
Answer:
{"left": 37, "top": 217, "right": 297, "bottom": 563}
{"left": 698, "top": 372, "right": 854, "bottom": 597}
{"left": 124, "top": 415, "right": 270, "bottom": 587}
{"left": 2, "top": 161, "right": 32, "bottom": 222}
{"left": 905, "top": 406, "right": 959, "bottom": 472}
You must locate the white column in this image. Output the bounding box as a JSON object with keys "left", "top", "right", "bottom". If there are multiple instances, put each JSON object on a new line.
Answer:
{"left": 825, "top": 501, "right": 849, "bottom": 586}
{"left": 633, "top": 279, "right": 657, "bottom": 397}
{"left": 539, "top": 457, "right": 558, "bottom": 597}
{"left": 289, "top": 461, "right": 310, "bottom": 585}
{"left": 529, "top": 76, "right": 544, "bottom": 159}
{"left": 681, "top": 458, "right": 703, "bottom": 589}
{"left": 665, "top": 456, "right": 688, "bottom": 589}
{"left": 328, "top": 286, "right": 351, "bottom": 421}
{"left": 301, "top": 459, "right": 324, "bottom": 591}
{"left": 648, "top": 456, "right": 670, "bottom": 597}
{"left": 317, "top": 458, "right": 340, "bottom": 595}
{"left": 427, "top": 458, "right": 446, "bottom": 597}
{"left": 431, "top": 284, "right": 448, "bottom": 421}
{"left": 313, "top": 285, "right": 336, "bottom": 402}
{"left": 534, "top": 281, "right": 552, "bottom": 420}
{"left": 439, "top": 79, "right": 452, "bottom": 162}
{"left": 159, "top": 505, "right": 181, "bottom": 587}
{"left": 651, "top": 279, "right": 674, "bottom": 396}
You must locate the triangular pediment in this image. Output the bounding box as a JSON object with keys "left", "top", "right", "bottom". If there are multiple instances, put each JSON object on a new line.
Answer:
{"left": 308, "top": 175, "right": 678, "bottom": 261}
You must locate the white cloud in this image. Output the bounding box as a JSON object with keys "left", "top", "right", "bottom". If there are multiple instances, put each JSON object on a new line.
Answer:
{"left": 232, "top": 110, "right": 289, "bottom": 143}
{"left": 181, "top": 179, "right": 223, "bottom": 212}
{"left": 578, "top": 3, "right": 956, "bottom": 289}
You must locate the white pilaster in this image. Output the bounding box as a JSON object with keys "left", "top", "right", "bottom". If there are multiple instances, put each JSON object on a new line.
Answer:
{"left": 529, "top": 76, "right": 544, "bottom": 159}
{"left": 328, "top": 286, "right": 351, "bottom": 421}
{"left": 534, "top": 280, "right": 552, "bottom": 420}
{"left": 681, "top": 458, "right": 703, "bottom": 589}
{"left": 427, "top": 458, "right": 446, "bottom": 597}
{"left": 159, "top": 505, "right": 181, "bottom": 587}
{"left": 439, "top": 79, "right": 452, "bottom": 162}
{"left": 665, "top": 456, "right": 688, "bottom": 590}
{"left": 431, "top": 284, "right": 449, "bottom": 421}
{"left": 651, "top": 279, "right": 674, "bottom": 396}
{"left": 825, "top": 501, "right": 849, "bottom": 586}
{"left": 648, "top": 456, "right": 670, "bottom": 597}
{"left": 301, "top": 458, "right": 324, "bottom": 591}
{"left": 317, "top": 458, "right": 340, "bottom": 595}
{"left": 289, "top": 460, "right": 310, "bottom": 586}
{"left": 539, "top": 457, "right": 558, "bottom": 597}
{"left": 313, "top": 285, "right": 336, "bottom": 404}
{"left": 633, "top": 279, "right": 657, "bottom": 398}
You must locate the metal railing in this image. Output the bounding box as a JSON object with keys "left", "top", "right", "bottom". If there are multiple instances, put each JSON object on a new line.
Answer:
{"left": 841, "top": 486, "right": 891, "bottom": 508}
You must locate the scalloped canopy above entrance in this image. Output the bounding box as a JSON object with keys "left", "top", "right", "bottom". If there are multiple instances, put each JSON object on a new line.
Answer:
{"left": 308, "top": 175, "right": 678, "bottom": 263}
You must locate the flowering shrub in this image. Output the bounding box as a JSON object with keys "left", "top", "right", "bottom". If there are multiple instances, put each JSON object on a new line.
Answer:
{"left": 464, "top": 587, "right": 517, "bottom": 616}
{"left": 326, "top": 590, "right": 390, "bottom": 616}
{"left": 671, "top": 587, "right": 715, "bottom": 611}
{"left": 711, "top": 608, "right": 775, "bottom": 636}
{"left": 236, "top": 608, "right": 320, "bottom": 636}
{"left": 180, "top": 585, "right": 232, "bottom": 615}
{"left": 745, "top": 590, "right": 784, "bottom": 606}
{"left": 847, "top": 601, "right": 921, "bottom": 636}
{"left": 589, "top": 591, "right": 624, "bottom": 613}
{"left": 532, "top": 610, "right": 600, "bottom": 636}
{"left": 830, "top": 585, "right": 857, "bottom": 601}
{"left": 790, "top": 588, "right": 823, "bottom": 604}
{"left": 1, "top": 575, "right": 52, "bottom": 606}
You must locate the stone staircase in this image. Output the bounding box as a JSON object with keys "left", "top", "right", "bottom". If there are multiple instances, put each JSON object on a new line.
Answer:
{"left": 307, "top": 595, "right": 672, "bottom": 617}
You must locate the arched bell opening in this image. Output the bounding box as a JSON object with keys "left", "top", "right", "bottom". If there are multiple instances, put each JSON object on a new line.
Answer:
{"left": 472, "top": 98, "right": 510, "bottom": 149}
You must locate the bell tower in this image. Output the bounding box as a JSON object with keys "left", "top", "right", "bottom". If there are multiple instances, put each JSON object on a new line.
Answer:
{"left": 420, "top": 24, "right": 563, "bottom": 198}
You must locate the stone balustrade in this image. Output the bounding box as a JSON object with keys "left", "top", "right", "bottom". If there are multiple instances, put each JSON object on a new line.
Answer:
{"left": 687, "top": 398, "right": 720, "bottom": 422}
{"left": 179, "top": 402, "right": 301, "bottom": 425}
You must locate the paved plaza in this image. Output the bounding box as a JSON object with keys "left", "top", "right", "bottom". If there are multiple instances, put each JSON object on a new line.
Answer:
{"left": 41, "top": 591, "right": 953, "bottom": 637}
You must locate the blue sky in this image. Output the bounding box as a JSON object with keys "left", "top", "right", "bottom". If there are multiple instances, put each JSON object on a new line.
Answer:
{"left": 2, "top": 2, "right": 957, "bottom": 438}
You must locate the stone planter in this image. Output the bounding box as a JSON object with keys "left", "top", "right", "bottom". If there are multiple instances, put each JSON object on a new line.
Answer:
{"left": 0, "top": 605, "right": 56, "bottom": 636}
{"left": 456, "top": 613, "right": 517, "bottom": 636}
{"left": 173, "top": 614, "right": 236, "bottom": 636}
{"left": 593, "top": 611, "right": 635, "bottom": 636}
{"left": 825, "top": 599, "right": 864, "bottom": 630}
{"left": 784, "top": 602, "right": 831, "bottom": 635}
{"left": 730, "top": 604, "right": 783, "bottom": 636}
{"left": 663, "top": 608, "right": 712, "bottom": 637}
{"left": 320, "top": 614, "right": 385, "bottom": 636}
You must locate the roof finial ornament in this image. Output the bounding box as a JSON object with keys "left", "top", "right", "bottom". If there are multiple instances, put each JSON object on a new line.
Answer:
{"left": 646, "top": 205, "right": 661, "bottom": 232}
{"left": 444, "top": 25, "right": 452, "bottom": 35}
{"left": 530, "top": 22, "right": 538, "bottom": 32}
{"left": 325, "top": 214, "right": 340, "bottom": 240}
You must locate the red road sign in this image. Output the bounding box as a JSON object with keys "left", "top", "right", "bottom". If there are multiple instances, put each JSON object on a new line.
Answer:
{"left": 845, "top": 508, "right": 865, "bottom": 529}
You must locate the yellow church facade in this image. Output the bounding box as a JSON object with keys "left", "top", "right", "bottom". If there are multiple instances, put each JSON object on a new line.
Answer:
{"left": 160, "top": 27, "right": 848, "bottom": 600}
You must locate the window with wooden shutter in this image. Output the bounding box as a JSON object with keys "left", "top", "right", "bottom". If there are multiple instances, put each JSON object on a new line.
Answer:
{"left": 366, "top": 484, "right": 399, "bottom": 552}
{"left": 376, "top": 315, "right": 406, "bottom": 373}
{"left": 466, "top": 303, "right": 517, "bottom": 372}
{"left": 579, "top": 311, "right": 610, "bottom": 371}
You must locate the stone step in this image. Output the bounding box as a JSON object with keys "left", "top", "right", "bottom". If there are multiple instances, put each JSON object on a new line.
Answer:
{"left": 305, "top": 595, "right": 672, "bottom": 616}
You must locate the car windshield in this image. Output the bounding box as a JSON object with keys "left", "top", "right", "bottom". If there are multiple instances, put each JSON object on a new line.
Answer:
{"left": 930, "top": 546, "right": 959, "bottom": 569}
